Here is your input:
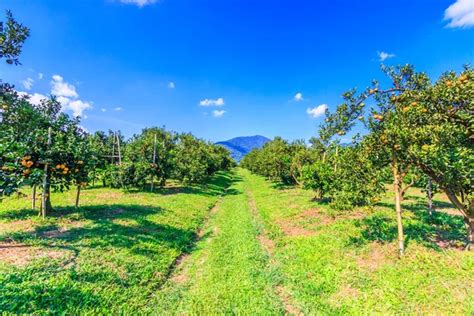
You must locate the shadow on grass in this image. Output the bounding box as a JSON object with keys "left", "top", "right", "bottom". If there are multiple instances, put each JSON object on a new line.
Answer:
{"left": 126, "top": 171, "right": 240, "bottom": 197}
{"left": 350, "top": 201, "right": 466, "bottom": 251}
{"left": 0, "top": 274, "right": 105, "bottom": 313}
{"left": 0, "top": 170, "right": 241, "bottom": 314}
{"left": 0, "top": 171, "right": 239, "bottom": 222}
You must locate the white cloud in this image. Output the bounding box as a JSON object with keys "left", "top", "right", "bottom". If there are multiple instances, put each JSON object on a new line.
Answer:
{"left": 67, "top": 100, "right": 92, "bottom": 118}
{"left": 101, "top": 108, "right": 107, "bottom": 112}
{"left": 294, "top": 92, "right": 303, "bottom": 102}
{"left": 18, "top": 92, "right": 47, "bottom": 106}
{"left": 168, "top": 81, "right": 175, "bottom": 89}
{"left": 307, "top": 104, "right": 328, "bottom": 118}
{"left": 377, "top": 51, "right": 395, "bottom": 62}
{"left": 199, "top": 97, "right": 225, "bottom": 107}
{"left": 50, "top": 74, "right": 92, "bottom": 118}
{"left": 445, "top": 0, "right": 474, "bottom": 28}
{"left": 56, "top": 96, "right": 70, "bottom": 106}
{"left": 114, "top": 107, "right": 122, "bottom": 111}
{"left": 21, "top": 78, "right": 34, "bottom": 90}
{"left": 51, "top": 75, "right": 78, "bottom": 98}
{"left": 212, "top": 110, "right": 226, "bottom": 118}
{"left": 38, "top": 73, "right": 44, "bottom": 80}
{"left": 118, "top": 0, "right": 157, "bottom": 7}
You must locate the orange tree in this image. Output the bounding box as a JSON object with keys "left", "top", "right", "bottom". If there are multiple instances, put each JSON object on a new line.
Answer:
{"left": 320, "top": 65, "right": 473, "bottom": 253}
{"left": 0, "top": 87, "right": 90, "bottom": 215}
{"left": 399, "top": 67, "right": 473, "bottom": 250}
{"left": 124, "top": 127, "right": 176, "bottom": 189}
{"left": 0, "top": 10, "right": 30, "bottom": 197}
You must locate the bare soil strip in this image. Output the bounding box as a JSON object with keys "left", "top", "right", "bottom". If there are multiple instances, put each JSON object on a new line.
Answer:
{"left": 245, "top": 188, "right": 302, "bottom": 316}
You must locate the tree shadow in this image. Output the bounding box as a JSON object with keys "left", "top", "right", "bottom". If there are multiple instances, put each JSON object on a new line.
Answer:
{"left": 270, "top": 182, "right": 295, "bottom": 191}
{"left": 0, "top": 170, "right": 241, "bottom": 313}
{"left": 0, "top": 208, "right": 37, "bottom": 221}
{"left": 123, "top": 171, "right": 239, "bottom": 197}
{"left": 0, "top": 171, "right": 239, "bottom": 222}
{"left": 349, "top": 202, "right": 466, "bottom": 251}
{"left": 0, "top": 272, "right": 105, "bottom": 313}
{"left": 2, "top": 204, "right": 195, "bottom": 257}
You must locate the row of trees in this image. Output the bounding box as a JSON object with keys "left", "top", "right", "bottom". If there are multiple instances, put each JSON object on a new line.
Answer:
{"left": 242, "top": 65, "right": 473, "bottom": 254}
{"left": 0, "top": 11, "right": 234, "bottom": 217}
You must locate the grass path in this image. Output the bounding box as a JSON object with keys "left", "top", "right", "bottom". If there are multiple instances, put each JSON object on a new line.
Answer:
{"left": 153, "top": 171, "right": 285, "bottom": 314}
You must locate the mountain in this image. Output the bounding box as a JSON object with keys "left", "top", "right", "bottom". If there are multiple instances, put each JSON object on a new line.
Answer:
{"left": 216, "top": 135, "right": 270, "bottom": 162}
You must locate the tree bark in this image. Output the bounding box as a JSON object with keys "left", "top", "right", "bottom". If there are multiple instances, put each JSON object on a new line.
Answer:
{"left": 41, "top": 172, "right": 53, "bottom": 217}
{"left": 32, "top": 185, "right": 36, "bottom": 210}
{"left": 41, "top": 127, "right": 53, "bottom": 218}
{"left": 465, "top": 217, "right": 473, "bottom": 251}
{"left": 427, "top": 178, "right": 434, "bottom": 217}
{"left": 75, "top": 185, "right": 81, "bottom": 208}
{"left": 392, "top": 154, "right": 405, "bottom": 257}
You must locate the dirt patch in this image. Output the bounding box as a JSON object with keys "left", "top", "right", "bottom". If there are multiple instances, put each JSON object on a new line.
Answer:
{"left": 276, "top": 286, "right": 303, "bottom": 315}
{"left": 41, "top": 229, "right": 66, "bottom": 238}
{"left": 276, "top": 209, "right": 324, "bottom": 237}
{"left": 277, "top": 221, "right": 316, "bottom": 237}
{"left": 0, "top": 242, "right": 68, "bottom": 267}
{"left": 329, "top": 284, "right": 359, "bottom": 307}
{"left": 98, "top": 192, "right": 123, "bottom": 200}
{"left": 257, "top": 234, "right": 275, "bottom": 254}
{"left": 0, "top": 220, "right": 35, "bottom": 234}
{"left": 356, "top": 242, "right": 396, "bottom": 271}
{"left": 432, "top": 232, "right": 465, "bottom": 251}
{"left": 278, "top": 208, "right": 367, "bottom": 237}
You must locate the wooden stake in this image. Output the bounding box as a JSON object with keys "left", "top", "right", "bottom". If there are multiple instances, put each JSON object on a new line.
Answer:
{"left": 75, "top": 185, "right": 81, "bottom": 208}
{"left": 32, "top": 185, "right": 36, "bottom": 209}
{"left": 116, "top": 133, "right": 122, "bottom": 166}
{"left": 151, "top": 133, "right": 157, "bottom": 191}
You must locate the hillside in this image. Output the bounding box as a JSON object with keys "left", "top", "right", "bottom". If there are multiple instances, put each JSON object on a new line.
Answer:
{"left": 216, "top": 135, "right": 270, "bottom": 162}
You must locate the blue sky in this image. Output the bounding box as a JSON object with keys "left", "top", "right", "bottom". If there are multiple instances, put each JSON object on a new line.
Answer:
{"left": 1, "top": 0, "right": 473, "bottom": 142}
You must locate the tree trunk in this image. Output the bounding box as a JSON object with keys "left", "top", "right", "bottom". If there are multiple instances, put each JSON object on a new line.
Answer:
{"left": 466, "top": 217, "right": 473, "bottom": 251}
{"left": 41, "top": 127, "right": 53, "bottom": 218}
{"left": 392, "top": 155, "right": 405, "bottom": 257}
{"left": 75, "top": 185, "right": 81, "bottom": 208}
{"left": 32, "top": 185, "right": 36, "bottom": 210}
{"left": 427, "top": 178, "right": 434, "bottom": 217}
{"left": 41, "top": 172, "right": 53, "bottom": 217}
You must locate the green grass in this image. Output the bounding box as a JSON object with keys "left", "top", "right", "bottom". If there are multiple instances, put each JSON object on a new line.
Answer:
{"left": 0, "top": 172, "right": 232, "bottom": 314}
{"left": 153, "top": 172, "right": 283, "bottom": 314}
{"left": 243, "top": 168, "right": 474, "bottom": 314}
{"left": 1, "top": 168, "right": 473, "bottom": 314}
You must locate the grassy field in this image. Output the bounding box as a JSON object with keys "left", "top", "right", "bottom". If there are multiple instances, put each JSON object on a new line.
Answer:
{"left": 1, "top": 168, "right": 473, "bottom": 314}
{"left": 0, "top": 172, "right": 232, "bottom": 314}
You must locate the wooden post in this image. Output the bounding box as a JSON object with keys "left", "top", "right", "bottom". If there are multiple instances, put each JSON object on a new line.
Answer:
{"left": 75, "top": 185, "right": 81, "bottom": 208}
{"left": 32, "top": 185, "right": 36, "bottom": 209}
{"left": 392, "top": 153, "right": 405, "bottom": 257}
{"left": 41, "top": 127, "right": 52, "bottom": 218}
{"left": 116, "top": 133, "right": 122, "bottom": 166}
{"left": 111, "top": 132, "right": 115, "bottom": 165}
{"left": 151, "top": 133, "right": 157, "bottom": 191}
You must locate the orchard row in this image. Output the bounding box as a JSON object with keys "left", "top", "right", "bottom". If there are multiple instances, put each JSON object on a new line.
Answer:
{"left": 0, "top": 85, "right": 234, "bottom": 214}
{"left": 242, "top": 65, "right": 473, "bottom": 254}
